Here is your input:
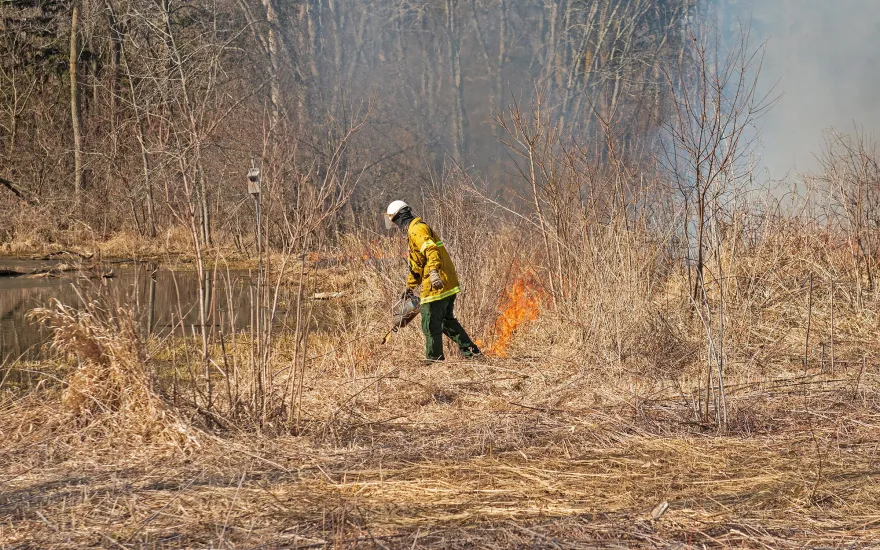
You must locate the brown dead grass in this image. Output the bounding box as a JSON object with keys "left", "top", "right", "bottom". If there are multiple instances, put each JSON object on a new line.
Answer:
{"left": 0, "top": 224, "right": 243, "bottom": 263}
{"left": 1, "top": 365, "right": 878, "bottom": 548}
{"left": 26, "top": 300, "right": 200, "bottom": 449}
{"left": 3, "top": 222, "right": 880, "bottom": 548}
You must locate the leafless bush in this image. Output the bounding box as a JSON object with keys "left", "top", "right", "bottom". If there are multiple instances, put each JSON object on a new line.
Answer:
{"left": 811, "top": 128, "right": 880, "bottom": 297}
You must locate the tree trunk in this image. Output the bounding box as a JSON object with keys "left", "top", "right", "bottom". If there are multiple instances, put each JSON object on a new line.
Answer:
{"left": 445, "top": 0, "right": 467, "bottom": 162}
{"left": 346, "top": 8, "right": 368, "bottom": 85}
{"left": 694, "top": 187, "right": 705, "bottom": 302}
{"left": 0, "top": 177, "right": 34, "bottom": 205}
{"left": 70, "top": 2, "right": 84, "bottom": 209}
{"left": 263, "top": 0, "right": 284, "bottom": 128}
{"left": 328, "top": 0, "right": 343, "bottom": 90}
{"left": 543, "top": 1, "right": 558, "bottom": 86}
{"left": 494, "top": 0, "right": 507, "bottom": 179}
{"left": 120, "top": 31, "right": 156, "bottom": 238}
{"left": 106, "top": 1, "right": 121, "bottom": 127}
{"left": 496, "top": 0, "right": 506, "bottom": 103}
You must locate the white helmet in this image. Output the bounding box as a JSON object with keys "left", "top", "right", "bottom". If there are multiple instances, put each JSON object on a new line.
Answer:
{"left": 384, "top": 200, "right": 409, "bottom": 229}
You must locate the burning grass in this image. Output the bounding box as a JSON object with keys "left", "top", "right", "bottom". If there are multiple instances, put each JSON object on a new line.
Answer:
{"left": 481, "top": 272, "right": 546, "bottom": 358}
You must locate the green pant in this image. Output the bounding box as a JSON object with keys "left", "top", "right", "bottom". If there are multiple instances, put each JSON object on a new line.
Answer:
{"left": 421, "top": 294, "right": 479, "bottom": 361}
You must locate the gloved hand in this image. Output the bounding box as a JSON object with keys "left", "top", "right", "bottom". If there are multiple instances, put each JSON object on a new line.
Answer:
{"left": 429, "top": 269, "right": 444, "bottom": 291}
{"left": 401, "top": 287, "right": 417, "bottom": 300}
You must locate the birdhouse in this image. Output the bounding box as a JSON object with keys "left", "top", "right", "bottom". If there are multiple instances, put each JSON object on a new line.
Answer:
{"left": 247, "top": 167, "right": 261, "bottom": 197}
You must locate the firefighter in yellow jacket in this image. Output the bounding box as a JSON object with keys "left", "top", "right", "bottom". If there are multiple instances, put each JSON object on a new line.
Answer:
{"left": 385, "top": 200, "right": 481, "bottom": 361}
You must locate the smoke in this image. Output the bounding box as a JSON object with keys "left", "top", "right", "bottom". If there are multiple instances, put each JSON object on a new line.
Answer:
{"left": 290, "top": 1, "right": 688, "bottom": 197}
{"left": 728, "top": 0, "right": 880, "bottom": 180}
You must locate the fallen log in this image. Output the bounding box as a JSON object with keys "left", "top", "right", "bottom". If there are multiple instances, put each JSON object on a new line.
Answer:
{"left": 34, "top": 250, "right": 94, "bottom": 261}
{"left": 0, "top": 264, "right": 113, "bottom": 279}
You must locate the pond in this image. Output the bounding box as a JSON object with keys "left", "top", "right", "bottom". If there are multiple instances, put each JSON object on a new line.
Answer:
{"left": 0, "top": 258, "right": 258, "bottom": 363}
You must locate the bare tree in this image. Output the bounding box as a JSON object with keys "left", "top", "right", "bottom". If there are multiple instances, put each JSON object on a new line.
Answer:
{"left": 661, "top": 21, "right": 774, "bottom": 427}
{"left": 70, "top": 0, "right": 84, "bottom": 209}
{"left": 814, "top": 128, "right": 880, "bottom": 298}
{"left": 0, "top": 0, "right": 694, "bottom": 241}
{"left": 446, "top": 0, "right": 467, "bottom": 162}
{"left": 262, "top": 0, "right": 286, "bottom": 128}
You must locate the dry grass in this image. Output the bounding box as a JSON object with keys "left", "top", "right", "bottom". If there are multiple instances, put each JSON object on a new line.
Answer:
{"left": 3, "top": 216, "right": 880, "bottom": 548}
{"left": 25, "top": 300, "right": 200, "bottom": 449}
{"left": 0, "top": 223, "right": 244, "bottom": 263}
{"left": 2, "top": 361, "right": 878, "bottom": 548}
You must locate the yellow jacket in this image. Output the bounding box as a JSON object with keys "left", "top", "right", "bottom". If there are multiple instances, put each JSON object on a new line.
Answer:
{"left": 406, "top": 218, "right": 460, "bottom": 303}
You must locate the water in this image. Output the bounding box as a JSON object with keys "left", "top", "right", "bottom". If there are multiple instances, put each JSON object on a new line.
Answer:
{"left": 0, "top": 258, "right": 256, "bottom": 363}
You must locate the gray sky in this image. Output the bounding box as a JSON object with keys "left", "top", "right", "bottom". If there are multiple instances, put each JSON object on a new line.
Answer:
{"left": 729, "top": 0, "right": 880, "bottom": 181}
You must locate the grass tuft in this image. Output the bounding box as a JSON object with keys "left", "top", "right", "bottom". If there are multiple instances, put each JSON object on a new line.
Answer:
{"left": 27, "top": 300, "right": 200, "bottom": 449}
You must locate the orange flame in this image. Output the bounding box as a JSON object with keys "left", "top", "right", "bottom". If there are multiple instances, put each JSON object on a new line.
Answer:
{"left": 485, "top": 275, "right": 544, "bottom": 357}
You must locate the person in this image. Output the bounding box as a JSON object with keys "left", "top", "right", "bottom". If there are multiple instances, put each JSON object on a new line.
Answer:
{"left": 384, "top": 200, "right": 482, "bottom": 361}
